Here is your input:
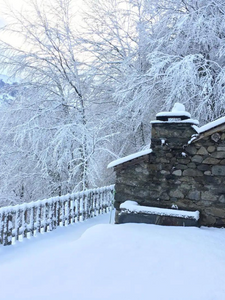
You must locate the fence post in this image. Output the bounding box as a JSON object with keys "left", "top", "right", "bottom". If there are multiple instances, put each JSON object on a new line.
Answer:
{"left": 62, "top": 200, "right": 66, "bottom": 227}
{"left": 44, "top": 202, "right": 48, "bottom": 232}
{"left": 30, "top": 206, "right": 35, "bottom": 237}
{"left": 82, "top": 193, "right": 86, "bottom": 221}
{"left": 57, "top": 200, "right": 61, "bottom": 226}
{"left": 36, "top": 205, "right": 42, "bottom": 233}
{"left": 68, "top": 197, "right": 72, "bottom": 225}
{"left": 65, "top": 198, "right": 70, "bottom": 226}
{"left": 48, "top": 201, "right": 54, "bottom": 231}
{"left": 53, "top": 201, "right": 57, "bottom": 229}
{"left": 23, "top": 208, "right": 28, "bottom": 239}
{"left": 3, "top": 212, "right": 13, "bottom": 246}
{"left": 86, "top": 191, "right": 91, "bottom": 218}
{"left": 76, "top": 197, "right": 80, "bottom": 222}
{"left": 71, "top": 196, "right": 76, "bottom": 224}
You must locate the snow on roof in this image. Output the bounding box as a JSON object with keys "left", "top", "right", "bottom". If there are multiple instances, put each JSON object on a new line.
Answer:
{"left": 156, "top": 111, "right": 191, "bottom": 118}
{"left": 156, "top": 102, "right": 191, "bottom": 118}
{"left": 107, "top": 149, "right": 152, "bottom": 169}
{"left": 151, "top": 119, "right": 199, "bottom": 125}
{"left": 154, "top": 103, "right": 200, "bottom": 124}
{"left": 198, "top": 116, "right": 225, "bottom": 134}
{"left": 120, "top": 200, "right": 199, "bottom": 220}
{"left": 171, "top": 102, "right": 185, "bottom": 112}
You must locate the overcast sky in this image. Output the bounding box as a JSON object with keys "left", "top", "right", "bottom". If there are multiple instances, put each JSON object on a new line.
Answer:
{"left": 0, "top": 0, "right": 86, "bottom": 50}
{"left": 0, "top": 0, "right": 26, "bottom": 25}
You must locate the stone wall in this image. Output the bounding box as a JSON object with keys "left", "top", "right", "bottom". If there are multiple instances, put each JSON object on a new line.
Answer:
{"left": 114, "top": 121, "right": 225, "bottom": 227}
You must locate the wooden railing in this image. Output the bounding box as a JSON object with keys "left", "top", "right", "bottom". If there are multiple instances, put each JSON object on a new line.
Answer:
{"left": 0, "top": 185, "right": 115, "bottom": 246}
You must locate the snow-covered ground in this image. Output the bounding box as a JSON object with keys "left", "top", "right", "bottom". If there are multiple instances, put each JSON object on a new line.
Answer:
{"left": 0, "top": 212, "right": 225, "bottom": 300}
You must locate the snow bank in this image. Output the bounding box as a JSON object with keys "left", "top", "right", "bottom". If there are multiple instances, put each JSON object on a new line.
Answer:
{"left": 120, "top": 200, "right": 199, "bottom": 220}
{"left": 107, "top": 149, "right": 152, "bottom": 168}
{"left": 0, "top": 218, "right": 225, "bottom": 300}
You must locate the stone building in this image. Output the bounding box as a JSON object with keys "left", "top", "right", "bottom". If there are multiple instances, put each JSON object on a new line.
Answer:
{"left": 108, "top": 104, "right": 225, "bottom": 227}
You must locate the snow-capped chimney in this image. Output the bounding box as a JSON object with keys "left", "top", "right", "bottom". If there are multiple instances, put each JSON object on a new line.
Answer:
{"left": 151, "top": 103, "right": 199, "bottom": 150}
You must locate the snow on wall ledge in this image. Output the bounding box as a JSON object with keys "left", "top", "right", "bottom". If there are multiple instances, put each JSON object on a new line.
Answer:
{"left": 120, "top": 201, "right": 200, "bottom": 220}
{"left": 198, "top": 116, "right": 225, "bottom": 134}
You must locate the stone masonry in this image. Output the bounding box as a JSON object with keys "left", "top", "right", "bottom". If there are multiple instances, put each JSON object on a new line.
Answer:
{"left": 111, "top": 106, "right": 225, "bottom": 227}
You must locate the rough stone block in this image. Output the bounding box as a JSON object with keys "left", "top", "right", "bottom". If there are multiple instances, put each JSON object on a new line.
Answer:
{"left": 192, "top": 155, "right": 204, "bottom": 163}
{"left": 202, "top": 157, "right": 220, "bottom": 164}
{"left": 178, "top": 158, "right": 191, "bottom": 164}
{"left": 148, "top": 164, "right": 159, "bottom": 171}
{"left": 180, "top": 182, "right": 191, "bottom": 190}
{"left": 183, "top": 169, "right": 203, "bottom": 176}
{"left": 202, "top": 214, "right": 216, "bottom": 226}
{"left": 185, "top": 145, "right": 197, "bottom": 155}
{"left": 169, "top": 190, "right": 184, "bottom": 198}
{"left": 160, "top": 170, "right": 170, "bottom": 175}
{"left": 217, "top": 147, "right": 225, "bottom": 151}
{"left": 211, "top": 152, "right": 225, "bottom": 159}
{"left": 206, "top": 207, "right": 225, "bottom": 218}
{"left": 174, "top": 180, "right": 181, "bottom": 185}
{"left": 197, "top": 164, "right": 210, "bottom": 171}
{"left": 212, "top": 165, "right": 225, "bottom": 176}
{"left": 161, "top": 193, "right": 170, "bottom": 200}
{"left": 197, "top": 147, "right": 208, "bottom": 155}
{"left": 201, "top": 191, "right": 217, "bottom": 201}
{"left": 204, "top": 171, "right": 211, "bottom": 175}
{"left": 156, "top": 158, "right": 170, "bottom": 163}
{"left": 187, "top": 162, "right": 196, "bottom": 169}
{"left": 207, "top": 146, "right": 216, "bottom": 153}
{"left": 211, "top": 133, "right": 221, "bottom": 142}
{"left": 188, "top": 190, "right": 201, "bottom": 201}
{"left": 219, "top": 195, "right": 225, "bottom": 203}
{"left": 175, "top": 164, "right": 187, "bottom": 170}
{"left": 172, "top": 170, "right": 182, "bottom": 176}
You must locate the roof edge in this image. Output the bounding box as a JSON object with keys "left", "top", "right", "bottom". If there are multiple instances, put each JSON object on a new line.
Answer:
{"left": 107, "top": 149, "right": 152, "bottom": 169}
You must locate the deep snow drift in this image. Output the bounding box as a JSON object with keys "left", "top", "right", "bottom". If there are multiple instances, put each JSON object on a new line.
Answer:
{"left": 0, "top": 213, "right": 225, "bottom": 300}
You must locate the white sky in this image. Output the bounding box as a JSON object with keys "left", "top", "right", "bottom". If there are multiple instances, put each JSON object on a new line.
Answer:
{"left": 0, "top": 0, "right": 24, "bottom": 24}
{"left": 0, "top": 0, "right": 29, "bottom": 48}
{"left": 0, "top": 0, "right": 86, "bottom": 24}
{"left": 0, "top": 0, "right": 86, "bottom": 48}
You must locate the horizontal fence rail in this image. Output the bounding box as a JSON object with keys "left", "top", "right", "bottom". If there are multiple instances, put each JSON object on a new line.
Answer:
{"left": 0, "top": 185, "right": 115, "bottom": 246}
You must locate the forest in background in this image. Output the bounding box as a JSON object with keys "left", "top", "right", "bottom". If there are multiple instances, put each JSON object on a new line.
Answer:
{"left": 0, "top": 0, "right": 225, "bottom": 206}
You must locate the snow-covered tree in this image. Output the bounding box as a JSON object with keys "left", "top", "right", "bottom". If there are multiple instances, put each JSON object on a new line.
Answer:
{"left": 115, "top": 0, "right": 225, "bottom": 124}
{"left": 82, "top": 0, "right": 153, "bottom": 152}
{"left": 0, "top": 0, "right": 115, "bottom": 204}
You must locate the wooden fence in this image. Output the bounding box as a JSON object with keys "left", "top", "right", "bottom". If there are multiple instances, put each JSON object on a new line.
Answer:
{"left": 0, "top": 185, "right": 115, "bottom": 246}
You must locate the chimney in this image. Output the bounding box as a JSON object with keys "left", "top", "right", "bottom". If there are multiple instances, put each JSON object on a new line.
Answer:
{"left": 151, "top": 103, "right": 199, "bottom": 150}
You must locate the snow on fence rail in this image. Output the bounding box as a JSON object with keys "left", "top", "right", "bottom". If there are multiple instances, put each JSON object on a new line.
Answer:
{"left": 0, "top": 185, "right": 115, "bottom": 246}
